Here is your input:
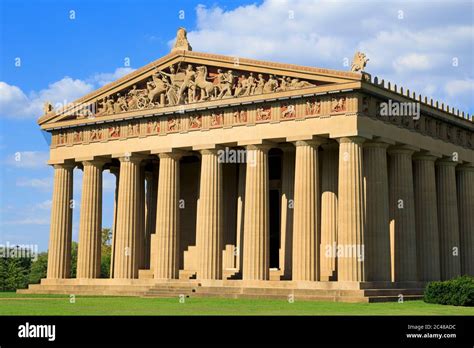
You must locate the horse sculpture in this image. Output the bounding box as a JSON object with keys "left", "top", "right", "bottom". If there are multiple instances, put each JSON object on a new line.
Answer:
{"left": 148, "top": 73, "right": 168, "bottom": 106}
{"left": 195, "top": 66, "right": 217, "bottom": 101}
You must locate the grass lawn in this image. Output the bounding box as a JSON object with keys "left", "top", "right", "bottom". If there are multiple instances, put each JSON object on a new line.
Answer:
{"left": 0, "top": 292, "right": 472, "bottom": 315}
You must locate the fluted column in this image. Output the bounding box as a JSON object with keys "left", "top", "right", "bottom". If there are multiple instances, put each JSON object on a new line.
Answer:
{"left": 109, "top": 167, "right": 119, "bottom": 278}
{"left": 320, "top": 143, "right": 338, "bottom": 281}
{"left": 337, "top": 137, "right": 365, "bottom": 281}
{"left": 77, "top": 160, "right": 105, "bottom": 279}
{"left": 280, "top": 145, "right": 295, "bottom": 280}
{"left": 47, "top": 163, "right": 74, "bottom": 279}
{"left": 113, "top": 155, "right": 142, "bottom": 279}
{"left": 154, "top": 152, "right": 182, "bottom": 279}
{"left": 137, "top": 163, "right": 146, "bottom": 269}
{"left": 363, "top": 141, "right": 391, "bottom": 281}
{"left": 243, "top": 144, "right": 270, "bottom": 280}
{"left": 144, "top": 162, "right": 158, "bottom": 269}
{"left": 388, "top": 147, "right": 417, "bottom": 281}
{"left": 457, "top": 164, "right": 474, "bottom": 276}
{"left": 196, "top": 149, "right": 223, "bottom": 280}
{"left": 292, "top": 140, "right": 320, "bottom": 281}
{"left": 436, "top": 159, "right": 461, "bottom": 280}
{"left": 413, "top": 154, "right": 440, "bottom": 281}
{"left": 236, "top": 162, "right": 246, "bottom": 272}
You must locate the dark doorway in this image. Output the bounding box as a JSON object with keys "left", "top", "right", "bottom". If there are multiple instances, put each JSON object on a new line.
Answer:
{"left": 269, "top": 189, "right": 280, "bottom": 268}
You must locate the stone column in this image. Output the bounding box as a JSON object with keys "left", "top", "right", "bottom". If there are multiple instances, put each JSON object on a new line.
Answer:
{"left": 235, "top": 162, "right": 246, "bottom": 273}
{"left": 144, "top": 162, "right": 159, "bottom": 270}
{"left": 154, "top": 152, "right": 182, "bottom": 279}
{"left": 320, "top": 143, "right": 338, "bottom": 281}
{"left": 337, "top": 137, "right": 365, "bottom": 281}
{"left": 77, "top": 160, "right": 105, "bottom": 279}
{"left": 109, "top": 167, "right": 119, "bottom": 278}
{"left": 47, "top": 163, "right": 74, "bottom": 279}
{"left": 113, "top": 155, "right": 142, "bottom": 279}
{"left": 413, "top": 155, "right": 440, "bottom": 281}
{"left": 388, "top": 147, "right": 417, "bottom": 282}
{"left": 280, "top": 145, "right": 295, "bottom": 280}
{"left": 292, "top": 140, "right": 320, "bottom": 281}
{"left": 457, "top": 164, "right": 474, "bottom": 276}
{"left": 137, "top": 163, "right": 146, "bottom": 269}
{"left": 363, "top": 141, "right": 391, "bottom": 281}
{"left": 196, "top": 149, "right": 223, "bottom": 280}
{"left": 243, "top": 144, "right": 270, "bottom": 280}
{"left": 436, "top": 159, "right": 461, "bottom": 280}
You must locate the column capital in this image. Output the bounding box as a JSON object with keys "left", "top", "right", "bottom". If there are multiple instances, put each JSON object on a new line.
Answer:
{"left": 337, "top": 136, "right": 366, "bottom": 145}
{"left": 363, "top": 140, "right": 390, "bottom": 149}
{"left": 387, "top": 145, "right": 417, "bottom": 156}
{"left": 81, "top": 158, "right": 108, "bottom": 168}
{"left": 413, "top": 154, "right": 438, "bottom": 162}
{"left": 436, "top": 158, "right": 459, "bottom": 167}
{"left": 245, "top": 143, "right": 272, "bottom": 152}
{"left": 456, "top": 162, "right": 474, "bottom": 172}
{"left": 293, "top": 139, "right": 324, "bottom": 148}
{"left": 52, "top": 163, "right": 75, "bottom": 170}
{"left": 116, "top": 153, "right": 147, "bottom": 163}
{"left": 158, "top": 152, "right": 184, "bottom": 160}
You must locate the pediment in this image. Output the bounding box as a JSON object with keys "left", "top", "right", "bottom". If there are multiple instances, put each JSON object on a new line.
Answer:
{"left": 38, "top": 50, "right": 364, "bottom": 127}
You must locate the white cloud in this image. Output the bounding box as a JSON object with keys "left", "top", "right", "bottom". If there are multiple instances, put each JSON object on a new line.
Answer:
{"left": 35, "top": 200, "right": 52, "bottom": 210}
{"left": 444, "top": 79, "right": 474, "bottom": 97}
{"left": 181, "top": 0, "right": 473, "bottom": 112}
{"left": 88, "top": 67, "right": 136, "bottom": 87}
{"left": 16, "top": 177, "right": 52, "bottom": 189}
{"left": 1, "top": 67, "right": 135, "bottom": 119}
{"left": 0, "top": 218, "right": 49, "bottom": 226}
{"left": 5, "top": 151, "right": 49, "bottom": 168}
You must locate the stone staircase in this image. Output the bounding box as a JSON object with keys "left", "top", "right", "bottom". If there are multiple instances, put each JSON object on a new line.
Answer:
{"left": 142, "top": 282, "right": 424, "bottom": 303}
{"left": 18, "top": 278, "right": 425, "bottom": 303}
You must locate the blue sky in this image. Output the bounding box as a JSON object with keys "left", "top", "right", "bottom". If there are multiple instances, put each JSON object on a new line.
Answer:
{"left": 0, "top": 0, "right": 473, "bottom": 251}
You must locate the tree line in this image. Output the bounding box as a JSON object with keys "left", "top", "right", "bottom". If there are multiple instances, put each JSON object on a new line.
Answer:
{"left": 0, "top": 228, "right": 112, "bottom": 291}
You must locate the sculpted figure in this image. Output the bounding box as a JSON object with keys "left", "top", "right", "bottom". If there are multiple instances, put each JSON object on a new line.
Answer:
{"left": 254, "top": 74, "right": 265, "bottom": 94}
{"left": 194, "top": 65, "right": 216, "bottom": 101}
{"left": 189, "top": 115, "right": 202, "bottom": 129}
{"left": 148, "top": 71, "right": 169, "bottom": 106}
{"left": 109, "top": 125, "right": 120, "bottom": 138}
{"left": 177, "top": 64, "right": 196, "bottom": 104}
{"left": 234, "top": 81, "right": 244, "bottom": 97}
{"left": 244, "top": 73, "right": 256, "bottom": 96}
{"left": 276, "top": 76, "right": 289, "bottom": 92}
{"left": 351, "top": 51, "right": 369, "bottom": 72}
{"left": 105, "top": 97, "right": 115, "bottom": 115}
{"left": 217, "top": 70, "right": 234, "bottom": 99}
{"left": 116, "top": 93, "right": 128, "bottom": 112}
{"left": 263, "top": 74, "right": 278, "bottom": 93}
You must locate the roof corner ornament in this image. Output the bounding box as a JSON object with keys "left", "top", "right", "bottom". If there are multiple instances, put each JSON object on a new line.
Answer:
{"left": 172, "top": 27, "right": 192, "bottom": 52}
{"left": 43, "top": 101, "right": 54, "bottom": 115}
{"left": 350, "top": 51, "right": 369, "bottom": 73}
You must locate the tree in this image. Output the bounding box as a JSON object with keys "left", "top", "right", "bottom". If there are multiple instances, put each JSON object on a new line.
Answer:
{"left": 28, "top": 252, "right": 48, "bottom": 284}
{"left": 70, "top": 241, "right": 78, "bottom": 278}
{"left": 0, "top": 257, "right": 30, "bottom": 291}
{"left": 101, "top": 228, "right": 112, "bottom": 278}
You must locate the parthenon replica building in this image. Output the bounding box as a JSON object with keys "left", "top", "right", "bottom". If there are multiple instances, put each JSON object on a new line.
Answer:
{"left": 23, "top": 28, "right": 474, "bottom": 302}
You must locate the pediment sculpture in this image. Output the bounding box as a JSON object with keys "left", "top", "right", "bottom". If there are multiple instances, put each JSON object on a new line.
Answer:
{"left": 77, "top": 62, "right": 318, "bottom": 119}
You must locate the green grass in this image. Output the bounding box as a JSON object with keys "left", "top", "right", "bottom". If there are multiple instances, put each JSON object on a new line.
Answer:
{"left": 0, "top": 292, "right": 472, "bottom": 315}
